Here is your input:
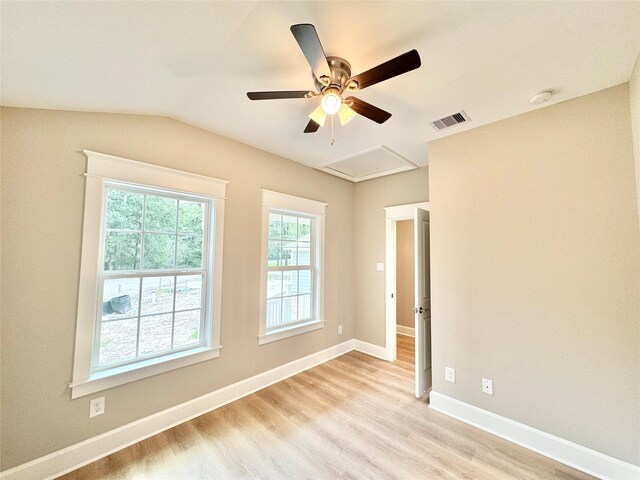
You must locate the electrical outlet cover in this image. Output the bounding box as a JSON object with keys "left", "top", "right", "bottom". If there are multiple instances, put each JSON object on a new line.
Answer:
{"left": 90, "top": 396, "right": 105, "bottom": 418}
{"left": 482, "top": 378, "right": 493, "bottom": 395}
{"left": 445, "top": 367, "right": 456, "bottom": 383}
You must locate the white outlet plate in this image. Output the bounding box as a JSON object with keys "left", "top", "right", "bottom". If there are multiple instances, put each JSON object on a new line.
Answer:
{"left": 445, "top": 367, "right": 456, "bottom": 383}
{"left": 482, "top": 378, "right": 493, "bottom": 395}
{"left": 376, "top": 262, "right": 385, "bottom": 271}
{"left": 90, "top": 396, "right": 105, "bottom": 418}
{"left": 338, "top": 325, "right": 343, "bottom": 335}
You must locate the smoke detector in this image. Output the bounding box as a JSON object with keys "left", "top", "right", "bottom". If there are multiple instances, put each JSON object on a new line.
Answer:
{"left": 529, "top": 91, "right": 553, "bottom": 104}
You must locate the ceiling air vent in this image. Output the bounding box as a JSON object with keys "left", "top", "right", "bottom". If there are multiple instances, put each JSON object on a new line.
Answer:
{"left": 430, "top": 110, "right": 470, "bottom": 131}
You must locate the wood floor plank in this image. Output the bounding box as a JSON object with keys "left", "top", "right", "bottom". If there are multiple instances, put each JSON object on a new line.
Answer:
{"left": 58, "top": 335, "right": 596, "bottom": 480}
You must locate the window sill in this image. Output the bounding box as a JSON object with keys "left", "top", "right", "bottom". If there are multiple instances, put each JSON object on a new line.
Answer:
{"left": 258, "top": 319, "right": 325, "bottom": 345}
{"left": 70, "top": 345, "right": 222, "bottom": 399}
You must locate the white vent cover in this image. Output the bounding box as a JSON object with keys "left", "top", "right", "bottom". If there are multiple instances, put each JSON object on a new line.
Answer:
{"left": 318, "top": 145, "right": 417, "bottom": 183}
{"left": 430, "top": 110, "right": 470, "bottom": 131}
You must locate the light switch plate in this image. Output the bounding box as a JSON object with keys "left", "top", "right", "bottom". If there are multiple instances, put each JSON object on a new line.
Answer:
{"left": 376, "top": 263, "right": 385, "bottom": 271}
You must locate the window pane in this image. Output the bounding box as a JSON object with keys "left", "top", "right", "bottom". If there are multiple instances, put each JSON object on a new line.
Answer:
{"left": 268, "top": 213, "right": 282, "bottom": 240}
{"left": 143, "top": 233, "right": 175, "bottom": 269}
{"left": 297, "top": 241, "right": 311, "bottom": 266}
{"left": 177, "top": 235, "right": 203, "bottom": 269}
{"left": 283, "top": 270, "right": 298, "bottom": 296}
{"left": 282, "top": 296, "right": 298, "bottom": 325}
{"left": 145, "top": 195, "right": 177, "bottom": 233}
{"left": 104, "top": 232, "right": 142, "bottom": 271}
{"left": 140, "top": 276, "right": 174, "bottom": 315}
{"left": 178, "top": 200, "right": 204, "bottom": 234}
{"left": 175, "top": 275, "right": 202, "bottom": 311}
{"left": 267, "top": 271, "right": 283, "bottom": 299}
{"left": 282, "top": 215, "right": 297, "bottom": 240}
{"left": 106, "top": 189, "right": 143, "bottom": 230}
{"left": 98, "top": 318, "right": 137, "bottom": 365}
{"left": 139, "top": 314, "right": 173, "bottom": 356}
{"left": 266, "top": 298, "right": 281, "bottom": 328}
{"left": 297, "top": 217, "right": 311, "bottom": 240}
{"left": 283, "top": 240, "right": 297, "bottom": 265}
{"left": 297, "top": 294, "right": 312, "bottom": 320}
{"left": 268, "top": 239, "right": 284, "bottom": 267}
{"left": 174, "top": 310, "right": 201, "bottom": 347}
{"left": 298, "top": 270, "right": 312, "bottom": 294}
{"left": 102, "top": 277, "right": 140, "bottom": 320}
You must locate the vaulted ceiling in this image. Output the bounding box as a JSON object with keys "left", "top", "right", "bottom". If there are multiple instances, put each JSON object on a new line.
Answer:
{"left": 2, "top": 1, "right": 639, "bottom": 175}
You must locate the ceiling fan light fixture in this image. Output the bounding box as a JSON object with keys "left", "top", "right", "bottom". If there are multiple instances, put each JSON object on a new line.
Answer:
{"left": 247, "top": 24, "right": 422, "bottom": 135}
{"left": 321, "top": 88, "right": 342, "bottom": 115}
{"left": 338, "top": 103, "right": 356, "bottom": 126}
{"left": 309, "top": 105, "right": 327, "bottom": 127}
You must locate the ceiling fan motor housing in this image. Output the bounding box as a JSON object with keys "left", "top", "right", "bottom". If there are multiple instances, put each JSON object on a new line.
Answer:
{"left": 314, "top": 56, "right": 352, "bottom": 93}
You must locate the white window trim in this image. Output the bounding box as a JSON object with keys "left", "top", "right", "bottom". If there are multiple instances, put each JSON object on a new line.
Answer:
{"left": 70, "top": 150, "right": 228, "bottom": 398}
{"left": 258, "top": 190, "right": 327, "bottom": 345}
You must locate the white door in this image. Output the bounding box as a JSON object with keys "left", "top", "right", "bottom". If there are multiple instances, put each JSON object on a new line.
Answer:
{"left": 414, "top": 207, "right": 431, "bottom": 398}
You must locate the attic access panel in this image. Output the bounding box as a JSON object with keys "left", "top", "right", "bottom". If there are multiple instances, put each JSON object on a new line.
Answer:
{"left": 318, "top": 145, "right": 417, "bottom": 182}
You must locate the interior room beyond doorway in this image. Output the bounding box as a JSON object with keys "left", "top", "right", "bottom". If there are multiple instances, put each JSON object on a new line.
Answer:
{"left": 396, "top": 219, "right": 415, "bottom": 343}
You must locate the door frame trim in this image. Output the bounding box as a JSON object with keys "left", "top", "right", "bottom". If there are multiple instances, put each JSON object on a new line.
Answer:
{"left": 384, "top": 202, "right": 429, "bottom": 362}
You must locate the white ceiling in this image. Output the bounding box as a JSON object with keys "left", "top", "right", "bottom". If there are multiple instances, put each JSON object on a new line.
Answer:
{"left": 2, "top": 1, "right": 639, "bottom": 173}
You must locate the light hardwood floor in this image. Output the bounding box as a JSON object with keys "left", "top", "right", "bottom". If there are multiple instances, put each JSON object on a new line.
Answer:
{"left": 59, "top": 335, "right": 595, "bottom": 479}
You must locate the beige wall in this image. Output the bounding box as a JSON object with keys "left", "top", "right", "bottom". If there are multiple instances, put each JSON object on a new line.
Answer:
{"left": 0, "top": 107, "right": 355, "bottom": 470}
{"left": 630, "top": 53, "right": 640, "bottom": 225}
{"left": 353, "top": 168, "right": 428, "bottom": 346}
{"left": 395, "top": 220, "right": 414, "bottom": 328}
{"left": 428, "top": 85, "right": 640, "bottom": 464}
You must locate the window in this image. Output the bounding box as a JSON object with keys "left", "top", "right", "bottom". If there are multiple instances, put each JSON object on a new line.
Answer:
{"left": 71, "top": 151, "right": 227, "bottom": 398}
{"left": 97, "top": 185, "right": 209, "bottom": 369}
{"left": 259, "top": 190, "right": 326, "bottom": 344}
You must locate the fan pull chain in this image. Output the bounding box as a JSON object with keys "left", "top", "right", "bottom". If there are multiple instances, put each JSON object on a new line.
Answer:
{"left": 331, "top": 115, "right": 335, "bottom": 145}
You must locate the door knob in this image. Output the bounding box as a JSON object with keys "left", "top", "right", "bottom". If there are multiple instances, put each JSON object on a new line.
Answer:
{"left": 415, "top": 306, "right": 425, "bottom": 314}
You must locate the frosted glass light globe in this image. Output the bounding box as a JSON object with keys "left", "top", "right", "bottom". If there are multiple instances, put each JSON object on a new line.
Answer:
{"left": 321, "top": 91, "right": 341, "bottom": 115}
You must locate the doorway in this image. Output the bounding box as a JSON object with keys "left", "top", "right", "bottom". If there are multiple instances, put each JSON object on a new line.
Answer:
{"left": 384, "top": 202, "right": 431, "bottom": 399}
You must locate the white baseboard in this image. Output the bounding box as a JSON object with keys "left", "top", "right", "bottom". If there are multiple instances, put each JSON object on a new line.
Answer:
{"left": 353, "top": 339, "right": 394, "bottom": 361}
{"left": 396, "top": 325, "right": 415, "bottom": 337}
{"left": 429, "top": 392, "right": 640, "bottom": 480}
{"left": 0, "top": 340, "right": 356, "bottom": 480}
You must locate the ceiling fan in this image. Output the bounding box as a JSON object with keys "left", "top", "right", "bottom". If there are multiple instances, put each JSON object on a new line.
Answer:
{"left": 247, "top": 24, "right": 421, "bottom": 133}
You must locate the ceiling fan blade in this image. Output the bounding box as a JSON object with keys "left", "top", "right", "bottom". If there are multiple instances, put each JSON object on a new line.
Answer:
{"left": 290, "top": 24, "right": 331, "bottom": 80}
{"left": 349, "top": 50, "right": 421, "bottom": 90}
{"left": 247, "top": 91, "right": 312, "bottom": 100}
{"left": 345, "top": 97, "right": 392, "bottom": 124}
{"left": 304, "top": 119, "right": 321, "bottom": 133}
